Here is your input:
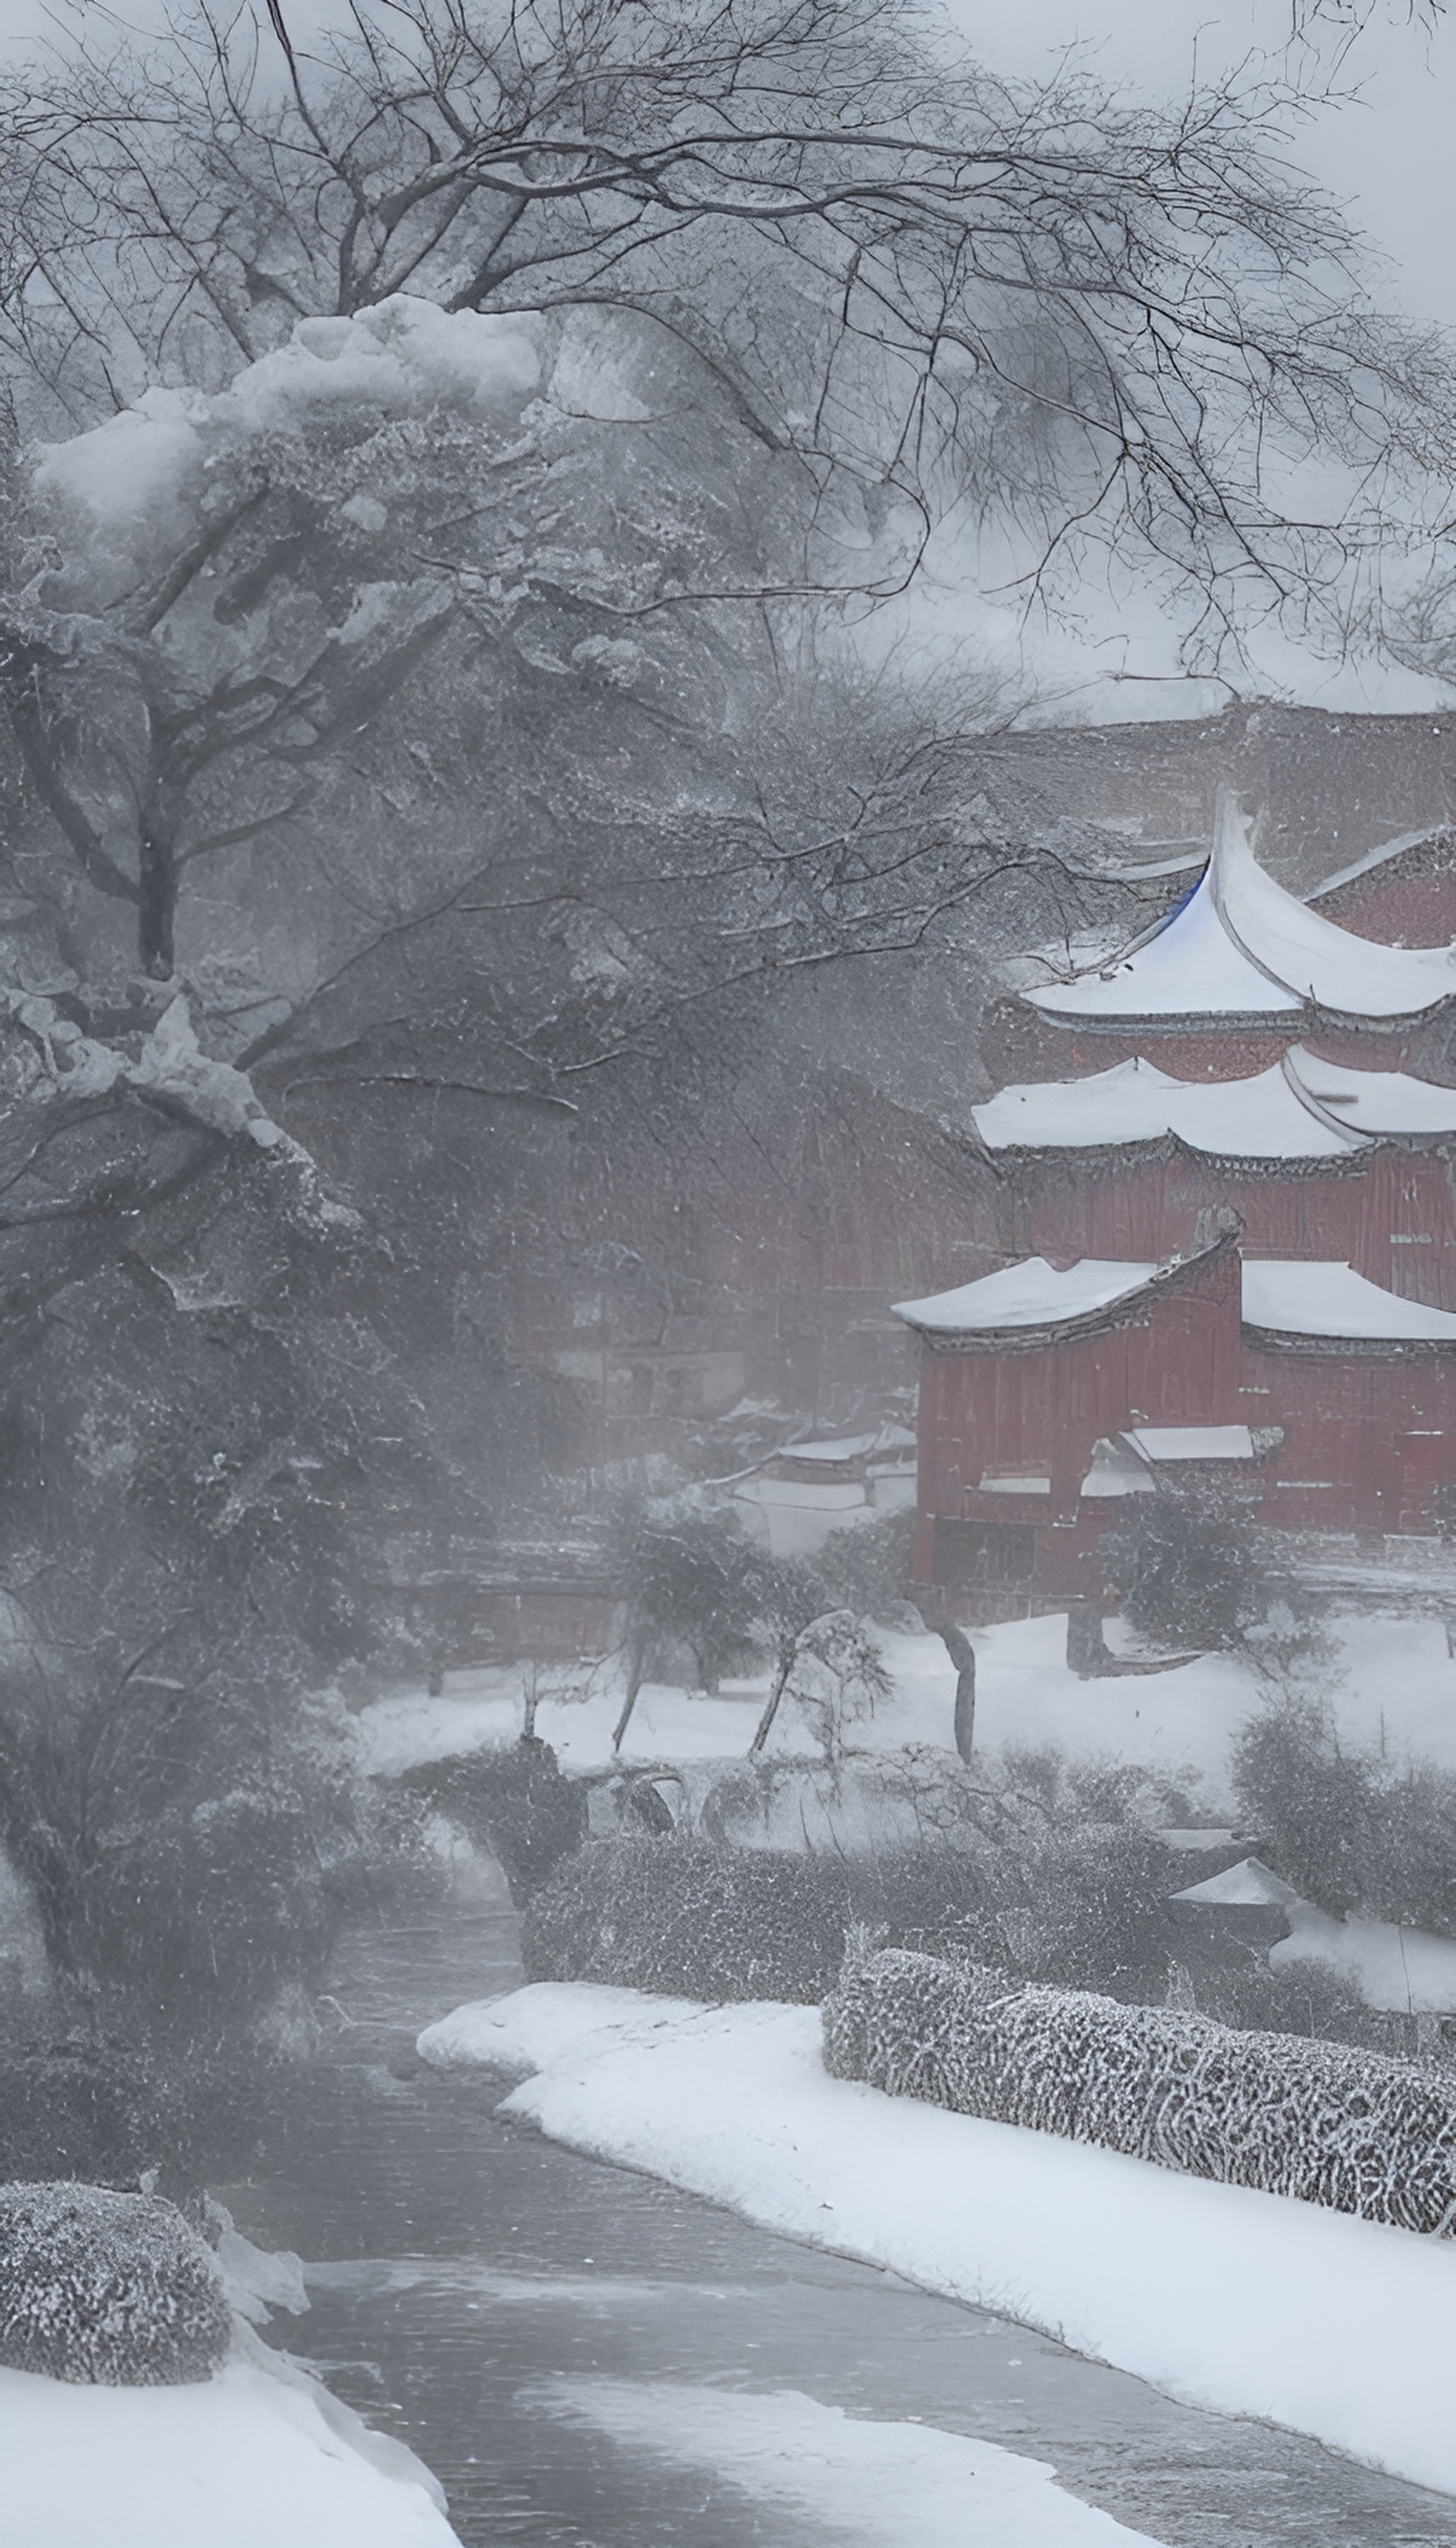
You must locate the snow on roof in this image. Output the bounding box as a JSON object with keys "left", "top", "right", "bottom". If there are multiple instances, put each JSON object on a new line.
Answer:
{"left": 973, "top": 1057, "right": 1183, "bottom": 1150}
{"left": 1172, "top": 1856, "right": 1305, "bottom": 1908}
{"left": 1305, "top": 828, "right": 1446, "bottom": 904}
{"left": 1284, "top": 1046, "right": 1456, "bottom": 1140}
{"left": 975, "top": 1044, "right": 1456, "bottom": 1157}
{"left": 773, "top": 1424, "right": 918, "bottom": 1465}
{"left": 1216, "top": 805, "right": 1456, "bottom": 1019}
{"left": 893, "top": 1256, "right": 1160, "bottom": 1336}
{"left": 1169, "top": 1065, "right": 1363, "bottom": 1159}
{"left": 1023, "top": 852, "right": 1298, "bottom": 1021}
{"left": 1241, "top": 1260, "right": 1456, "bottom": 1342}
{"left": 1079, "top": 1438, "right": 1156, "bottom": 1497}
{"left": 975, "top": 1058, "right": 1360, "bottom": 1158}
{"left": 1024, "top": 798, "right": 1456, "bottom": 1026}
{"left": 1124, "top": 1425, "right": 1258, "bottom": 1462}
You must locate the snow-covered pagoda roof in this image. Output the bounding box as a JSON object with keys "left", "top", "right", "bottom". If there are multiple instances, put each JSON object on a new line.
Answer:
{"left": 972, "top": 1046, "right": 1456, "bottom": 1159}
{"left": 1024, "top": 796, "right": 1456, "bottom": 1026}
{"left": 894, "top": 1250, "right": 1456, "bottom": 1346}
{"left": 893, "top": 1255, "right": 1163, "bottom": 1340}
{"left": 1241, "top": 1260, "right": 1456, "bottom": 1342}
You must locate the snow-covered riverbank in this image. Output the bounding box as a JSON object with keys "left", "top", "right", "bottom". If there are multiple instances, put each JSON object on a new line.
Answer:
{"left": 1, "top": 2348, "right": 460, "bottom": 2548}
{"left": 419, "top": 1982, "right": 1456, "bottom": 2501}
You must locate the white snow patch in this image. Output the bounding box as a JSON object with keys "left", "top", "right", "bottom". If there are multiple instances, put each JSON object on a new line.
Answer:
{"left": 1123, "top": 1425, "right": 1257, "bottom": 1462}
{"left": 418, "top": 1979, "right": 705, "bottom": 2080}
{"left": 1242, "top": 1259, "right": 1456, "bottom": 1341}
{"left": 1285, "top": 1046, "right": 1456, "bottom": 1140}
{"left": 424, "top": 1986, "right": 1456, "bottom": 2500}
{"left": 0, "top": 2354, "right": 458, "bottom": 2548}
{"left": 1172, "top": 1856, "right": 1302, "bottom": 1908}
{"left": 974, "top": 1058, "right": 1364, "bottom": 1158}
{"left": 1275, "top": 1905, "right": 1456, "bottom": 2014}
{"left": 894, "top": 1257, "right": 1159, "bottom": 1334}
{"left": 540, "top": 2378, "right": 1167, "bottom": 2546}
{"left": 1217, "top": 808, "right": 1456, "bottom": 1020}
{"left": 1024, "top": 860, "right": 1300, "bottom": 1020}
{"left": 973, "top": 1058, "right": 1182, "bottom": 1149}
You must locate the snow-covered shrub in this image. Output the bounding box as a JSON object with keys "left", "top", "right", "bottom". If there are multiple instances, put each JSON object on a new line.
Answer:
{"left": 523, "top": 1838, "right": 854, "bottom": 2003}
{"left": 823, "top": 1948, "right": 1456, "bottom": 2235}
{"left": 398, "top": 1737, "right": 588, "bottom": 1906}
{"left": 0, "top": 2182, "right": 232, "bottom": 2384}
{"left": 855, "top": 1826, "right": 1177, "bottom": 2003}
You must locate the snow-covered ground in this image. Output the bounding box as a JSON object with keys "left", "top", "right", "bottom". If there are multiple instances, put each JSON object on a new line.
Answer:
{"left": 1276, "top": 1902, "right": 1456, "bottom": 2014}
{"left": 539, "top": 2378, "right": 1165, "bottom": 2546}
{"left": 357, "top": 1607, "right": 1456, "bottom": 1796}
{"left": 1, "top": 2348, "right": 459, "bottom": 2548}
{"left": 419, "top": 1983, "right": 1456, "bottom": 2502}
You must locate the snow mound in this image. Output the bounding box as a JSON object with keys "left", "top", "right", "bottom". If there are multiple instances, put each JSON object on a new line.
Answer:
{"left": 0, "top": 2352, "right": 458, "bottom": 2547}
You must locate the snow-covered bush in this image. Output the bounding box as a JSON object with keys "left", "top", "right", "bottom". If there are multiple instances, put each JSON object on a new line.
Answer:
{"left": 399, "top": 1737, "right": 588, "bottom": 1907}
{"left": 823, "top": 1948, "right": 1456, "bottom": 2235}
{"left": 852, "top": 1824, "right": 1178, "bottom": 2003}
{"left": 0, "top": 2182, "right": 232, "bottom": 2384}
{"left": 523, "top": 1839, "right": 854, "bottom": 2003}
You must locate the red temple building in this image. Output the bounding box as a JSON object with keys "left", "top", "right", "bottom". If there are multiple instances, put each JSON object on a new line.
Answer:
{"left": 899, "top": 797, "right": 1456, "bottom": 1621}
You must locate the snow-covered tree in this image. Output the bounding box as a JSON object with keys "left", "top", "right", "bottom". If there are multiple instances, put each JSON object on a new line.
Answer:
{"left": 4, "top": 0, "right": 1451, "bottom": 662}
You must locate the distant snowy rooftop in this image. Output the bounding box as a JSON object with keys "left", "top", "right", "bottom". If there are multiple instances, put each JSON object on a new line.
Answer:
{"left": 973, "top": 1046, "right": 1456, "bottom": 1157}
{"left": 1242, "top": 1260, "right": 1456, "bottom": 1342}
{"left": 1024, "top": 798, "right": 1456, "bottom": 1025}
{"left": 1172, "top": 1856, "right": 1305, "bottom": 1908}
{"left": 771, "top": 1425, "right": 917, "bottom": 1465}
{"left": 893, "top": 1257, "right": 1160, "bottom": 1336}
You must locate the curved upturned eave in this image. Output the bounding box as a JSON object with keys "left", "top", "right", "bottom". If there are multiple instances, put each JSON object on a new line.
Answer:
{"left": 1241, "top": 1323, "right": 1456, "bottom": 1359}
{"left": 975, "top": 1133, "right": 1384, "bottom": 1175}
{"left": 1019, "top": 798, "right": 1456, "bottom": 1029}
{"left": 1022, "top": 990, "right": 1456, "bottom": 1036}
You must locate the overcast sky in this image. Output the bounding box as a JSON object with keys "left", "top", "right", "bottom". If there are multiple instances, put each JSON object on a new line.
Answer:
{"left": 948, "top": 0, "right": 1455, "bottom": 328}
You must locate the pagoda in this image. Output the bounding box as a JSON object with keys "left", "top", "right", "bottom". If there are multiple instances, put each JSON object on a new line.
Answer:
{"left": 897, "top": 797, "right": 1456, "bottom": 1620}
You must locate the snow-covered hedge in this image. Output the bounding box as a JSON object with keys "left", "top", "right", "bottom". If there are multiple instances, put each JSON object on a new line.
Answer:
{"left": 823, "top": 1949, "right": 1456, "bottom": 2236}
{"left": 0, "top": 2183, "right": 233, "bottom": 2384}
{"left": 523, "top": 1838, "right": 853, "bottom": 2003}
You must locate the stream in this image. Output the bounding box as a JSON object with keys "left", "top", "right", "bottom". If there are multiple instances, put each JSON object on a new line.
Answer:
{"left": 216, "top": 1883, "right": 1456, "bottom": 2548}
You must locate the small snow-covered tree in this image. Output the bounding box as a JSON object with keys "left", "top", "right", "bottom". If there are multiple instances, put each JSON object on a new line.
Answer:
{"left": 778, "top": 1609, "right": 893, "bottom": 1767}
{"left": 2, "top": 297, "right": 546, "bottom": 992}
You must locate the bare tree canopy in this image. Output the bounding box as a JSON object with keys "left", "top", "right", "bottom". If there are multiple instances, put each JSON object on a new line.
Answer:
{"left": 2, "top": 0, "right": 1452, "bottom": 658}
